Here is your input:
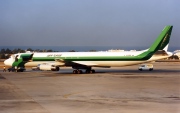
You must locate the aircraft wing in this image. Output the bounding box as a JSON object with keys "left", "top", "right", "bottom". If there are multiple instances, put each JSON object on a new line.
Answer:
{"left": 72, "top": 61, "right": 97, "bottom": 66}
{"left": 55, "top": 58, "right": 110, "bottom": 68}
{"left": 55, "top": 58, "right": 97, "bottom": 66}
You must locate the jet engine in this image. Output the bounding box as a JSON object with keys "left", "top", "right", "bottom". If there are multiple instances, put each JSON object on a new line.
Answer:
{"left": 39, "top": 63, "right": 60, "bottom": 71}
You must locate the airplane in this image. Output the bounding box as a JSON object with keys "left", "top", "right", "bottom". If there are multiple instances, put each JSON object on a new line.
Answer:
{"left": 4, "top": 25, "right": 173, "bottom": 74}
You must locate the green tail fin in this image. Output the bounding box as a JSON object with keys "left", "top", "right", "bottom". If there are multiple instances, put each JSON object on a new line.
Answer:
{"left": 149, "top": 25, "right": 173, "bottom": 51}
{"left": 138, "top": 25, "right": 173, "bottom": 59}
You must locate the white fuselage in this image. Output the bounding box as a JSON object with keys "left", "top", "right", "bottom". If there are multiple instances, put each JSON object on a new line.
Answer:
{"left": 22, "top": 51, "right": 171, "bottom": 67}
{"left": 4, "top": 51, "right": 172, "bottom": 67}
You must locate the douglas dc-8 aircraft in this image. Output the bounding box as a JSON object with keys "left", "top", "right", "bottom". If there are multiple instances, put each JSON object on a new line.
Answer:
{"left": 4, "top": 26, "right": 173, "bottom": 74}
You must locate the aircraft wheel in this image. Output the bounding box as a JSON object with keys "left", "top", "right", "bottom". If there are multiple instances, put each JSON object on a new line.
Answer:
{"left": 86, "top": 70, "right": 90, "bottom": 73}
{"left": 92, "top": 70, "right": 95, "bottom": 73}
{"left": 86, "top": 69, "right": 95, "bottom": 74}
{"left": 77, "top": 70, "right": 83, "bottom": 74}
{"left": 56, "top": 66, "right": 60, "bottom": 71}
{"left": 90, "top": 70, "right": 93, "bottom": 73}
{"left": 73, "top": 70, "right": 77, "bottom": 74}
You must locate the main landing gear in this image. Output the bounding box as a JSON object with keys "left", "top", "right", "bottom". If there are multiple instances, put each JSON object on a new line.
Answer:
{"left": 72, "top": 69, "right": 95, "bottom": 74}
{"left": 72, "top": 66, "right": 95, "bottom": 74}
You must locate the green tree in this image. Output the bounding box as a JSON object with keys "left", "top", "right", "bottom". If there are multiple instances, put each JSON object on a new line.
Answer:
{"left": 47, "top": 49, "right": 53, "bottom": 52}
{"left": 27, "top": 48, "right": 33, "bottom": 51}
{"left": 0, "top": 54, "right": 5, "bottom": 59}
{"left": 5, "top": 48, "right": 12, "bottom": 54}
{"left": 12, "top": 49, "right": 18, "bottom": 54}
{"left": 0, "top": 49, "right": 5, "bottom": 54}
{"left": 69, "top": 50, "right": 76, "bottom": 52}
{"left": 89, "top": 50, "right": 97, "bottom": 52}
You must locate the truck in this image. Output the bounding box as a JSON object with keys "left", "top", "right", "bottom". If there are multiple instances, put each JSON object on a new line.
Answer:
{"left": 138, "top": 64, "right": 153, "bottom": 71}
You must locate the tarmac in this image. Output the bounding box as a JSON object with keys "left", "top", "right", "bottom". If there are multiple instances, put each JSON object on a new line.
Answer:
{"left": 0, "top": 62, "right": 180, "bottom": 113}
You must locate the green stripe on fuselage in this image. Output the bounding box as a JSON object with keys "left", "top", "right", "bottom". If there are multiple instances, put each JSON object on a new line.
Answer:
{"left": 32, "top": 55, "right": 150, "bottom": 62}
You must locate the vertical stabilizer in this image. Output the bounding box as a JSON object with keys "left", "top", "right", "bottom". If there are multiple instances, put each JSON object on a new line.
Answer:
{"left": 149, "top": 26, "right": 173, "bottom": 52}
{"left": 137, "top": 26, "right": 173, "bottom": 59}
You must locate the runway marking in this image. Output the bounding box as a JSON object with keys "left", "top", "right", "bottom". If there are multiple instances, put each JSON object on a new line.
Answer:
{"left": 63, "top": 90, "right": 92, "bottom": 98}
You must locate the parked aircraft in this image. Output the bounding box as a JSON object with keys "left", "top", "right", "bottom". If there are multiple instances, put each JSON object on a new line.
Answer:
{"left": 4, "top": 26, "right": 173, "bottom": 74}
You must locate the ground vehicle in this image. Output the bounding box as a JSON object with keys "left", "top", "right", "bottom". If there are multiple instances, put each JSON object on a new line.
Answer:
{"left": 138, "top": 64, "right": 153, "bottom": 71}
{"left": 32, "top": 66, "right": 40, "bottom": 71}
{"left": 31, "top": 67, "right": 40, "bottom": 71}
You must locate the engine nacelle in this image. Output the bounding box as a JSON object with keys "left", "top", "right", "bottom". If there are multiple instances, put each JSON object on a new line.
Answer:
{"left": 39, "top": 63, "right": 60, "bottom": 71}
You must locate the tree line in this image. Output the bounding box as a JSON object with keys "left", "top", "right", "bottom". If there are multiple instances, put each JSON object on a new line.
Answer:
{"left": 0, "top": 48, "right": 56, "bottom": 59}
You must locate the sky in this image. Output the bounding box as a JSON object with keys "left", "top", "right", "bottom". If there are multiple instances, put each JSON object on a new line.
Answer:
{"left": 0, "top": 0, "right": 179, "bottom": 48}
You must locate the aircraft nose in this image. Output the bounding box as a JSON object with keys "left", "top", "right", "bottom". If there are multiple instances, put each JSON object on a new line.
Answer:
{"left": 4, "top": 59, "right": 13, "bottom": 66}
